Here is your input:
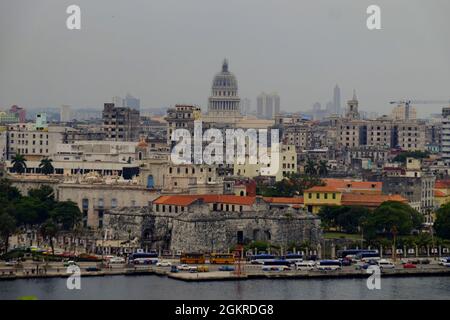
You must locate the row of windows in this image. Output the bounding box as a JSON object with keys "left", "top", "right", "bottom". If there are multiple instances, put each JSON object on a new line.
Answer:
{"left": 307, "top": 192, "right": 337, "bottom": 200}
{"left": 10, "top": 140, "right": 48, "bottom": 145}
{"left": 10, "top": 133, "right": 48, "bottom": 139}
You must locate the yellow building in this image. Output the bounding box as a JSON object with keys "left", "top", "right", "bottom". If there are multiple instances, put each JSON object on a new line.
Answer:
{"left": 303, "top": 186, "right": 342, "bottom": 214}
{"left": 234, "top": 144, "right": 297, "bottom": 182}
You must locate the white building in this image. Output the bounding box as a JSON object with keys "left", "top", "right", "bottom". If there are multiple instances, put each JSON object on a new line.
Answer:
{"left": 60, "top": 105, "right": 72, "bottom": 122}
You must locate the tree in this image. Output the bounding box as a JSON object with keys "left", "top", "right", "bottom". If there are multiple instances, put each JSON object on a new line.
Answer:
{"left": 317, "top": 160, "right": 328, "bottom": 177}
{"left": 0, "top": 211, "right": 16, "bottom": 253}
{"left": 11, "top": 154, "right": 27, "bottom": 174}
{"left": 318, "top": 205, "right": 369, "bottom": 234}
{"left": 0, "top": 179, "right": 21, "bottom": 203}
{"left": 304, "top": 159, "right": 317, "bottom": 176}
{"left": 40, "top": 219, "right": 58, "bottom": 255}
{"left": 434, "top": 203, "right": 450, "bottom": 239}
{"left": 365, "top": 201, "right": 424, "bottom": 239}
{"left": 28, "top": 185, "right": 55, "bottom": 203}
{"left": 51, "top": 201, "right": 82, "bottom": 230}
{"left": 39, "top": 158, "right": 54, "bottom": 175}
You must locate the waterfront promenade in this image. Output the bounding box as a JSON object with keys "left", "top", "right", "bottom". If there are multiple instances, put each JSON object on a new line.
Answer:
{"left": 1, "top": 260, "right": 450, "bottom": 282}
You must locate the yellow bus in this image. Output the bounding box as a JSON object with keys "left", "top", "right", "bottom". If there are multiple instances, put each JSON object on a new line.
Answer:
{"left": 180, "top": 253, "right": 205, "bottom": 264}
{"left": 209, "top": 253, "right": 235, "bottom": 265}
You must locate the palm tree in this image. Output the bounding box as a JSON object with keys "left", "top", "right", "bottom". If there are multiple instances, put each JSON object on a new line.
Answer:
{"left": 11, "top": 154, "right": 27, "bottom": 174}
{"left": 40, "top": 219, "right": 58, "bottom": 256}
{"left": 39, "top": 158, "right": 54, "bottom": 175}
{"left": 304, "top": 159, "right": 317, "bottom": 176}
{"left": 317, "top": 160, "right": 328, "bottom": 177}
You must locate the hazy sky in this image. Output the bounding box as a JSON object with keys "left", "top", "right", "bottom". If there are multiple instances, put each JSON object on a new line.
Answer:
{"left": 1, "top": 0, "right": 449, "bottom": 117}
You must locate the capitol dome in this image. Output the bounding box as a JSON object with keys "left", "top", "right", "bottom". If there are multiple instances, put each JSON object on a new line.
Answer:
{"left": 207, "top": 59, "right": 241, "bottom": 117}
{"left": 211, "top": 59, "right": 238, "bottom": 91}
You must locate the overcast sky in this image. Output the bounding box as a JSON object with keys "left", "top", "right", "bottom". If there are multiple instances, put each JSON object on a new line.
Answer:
{"left": 1, "top": 0, "right": 449, "bottom": 117}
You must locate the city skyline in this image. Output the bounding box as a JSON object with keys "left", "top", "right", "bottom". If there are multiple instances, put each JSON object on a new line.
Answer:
{"left": 1, "top": 0, "right": 450, "bottom": 117}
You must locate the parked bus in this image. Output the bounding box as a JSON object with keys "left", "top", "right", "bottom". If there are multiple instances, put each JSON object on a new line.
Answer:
{"left": 337, "top": 249, "right": 378, "bottom": 259}
{"left": 129, "top": 252, "right": 159, "bottom": 265}
{"left": 250, "top": 254, "right": 276, "bottom": 265}
{"left": 210, "top": 253, "right": 235, "bottom": 264}
{"left": 263, "top": 259, "right": 291, "bottom": 266}
{"left": 355, "top": 252, "right": 381, "bottom": 262}
{"left": 316, "top": 260, "right": 342, "bottom": 271}
{"left": 180, "top": 253, "right": 206, "bottom": 264}
{"left": 283, "top": 253, "right": 303, "bottom": 264}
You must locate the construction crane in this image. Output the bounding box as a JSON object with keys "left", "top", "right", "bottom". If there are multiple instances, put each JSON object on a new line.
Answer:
{"left": 389, "top": 99, "right": 450, "bottom": 120}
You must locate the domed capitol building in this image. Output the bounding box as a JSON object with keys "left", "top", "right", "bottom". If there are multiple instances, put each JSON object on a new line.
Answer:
{"left": 204, "top": 59, "right": 243, "bottom": 123}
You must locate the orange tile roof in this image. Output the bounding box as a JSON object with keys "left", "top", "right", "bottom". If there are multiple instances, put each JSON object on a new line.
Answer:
{"left": 305, "top": 186, "right": 339, "bottom": 193}
{"left": 263, "top": 197, "right": 304, "bottom": 204}
{"left": 341, "top": 193, "right": 407, "bottom": 207}
{"left": 435, "top": 180, "right": 450, "bottom": 189}
{"left": 153, "top": 195, "right": 256, "bottom": 206}
{"left": 434, "top": 190, "right": 447, "bottom": 197}
{"left": 324, "top": 178, "right": 382, "bottom": 191}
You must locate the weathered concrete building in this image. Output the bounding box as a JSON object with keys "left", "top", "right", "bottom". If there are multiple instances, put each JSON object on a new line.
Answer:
{"left": 105, "top": 195, "right": 322, "bottom": 253}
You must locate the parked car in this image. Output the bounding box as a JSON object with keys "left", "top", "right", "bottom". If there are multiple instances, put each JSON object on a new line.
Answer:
{"left": 403, "top": 263, "right": 417, "bottom": 269}
{"left": 170, "top": 265, "right": 179, "bottom": 273}
{"left": 5, "top": 260, "right": 18, "bottom": 266}
{"left": 177, "top": 264, "right": 191, "bottom": 271}
{"left": 85, "top": 266, "right": 100, "bottom": 272}
{"left": 188, "top": 266, "right": 198, "bottom": 273}
{"left": 438, "top": 257, "right": 450, "bottom": 265}
{"left": 108, "top": 257, "right": 125, "bottom": 264}
{"left": 377, "top": 259, "right": 395, "bottom": 270}
{"left": 339, "top": 258, "right": 352, "bottom": 266}
{"left": 156, "top": 261, "right": 172, "bottom": 267}
{"left": 219, "top": 265, "right": 235, "bottom": 271}
{"left": 295, "top": 261, "right": 316, "bottom": 271}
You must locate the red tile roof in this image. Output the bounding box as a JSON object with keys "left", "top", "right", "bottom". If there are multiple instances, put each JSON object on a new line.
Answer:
{"left": 341, "top": 194, "right": 407, "bottom": 207}
{"left": 263, "top": 197, "right": 304, "bottom": 204}
{"left": 153, "top": 195, "right": 256, "bottom": 206}
{"left": 435, "top": 180, "right": 450, "bottom": 189}
{"left": 434, "top": 190, "right": 447, "bottom": 197}
{"left": 324, "top": 178, "right": 382, "bottom": 191}
{"left": 305, "top": 186, "right": 339, "bottom": 193}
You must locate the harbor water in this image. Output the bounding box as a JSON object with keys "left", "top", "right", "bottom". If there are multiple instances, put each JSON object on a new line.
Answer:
{"left": 0, "top": 275, "right": 449, "bottom": 300}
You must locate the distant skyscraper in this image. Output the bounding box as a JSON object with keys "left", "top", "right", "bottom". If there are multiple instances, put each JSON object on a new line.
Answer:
{"left": 60, "top": 105, "right": 72, "bottom": 122}
{"left": 333, "top": 85, "right": 341, "bottom": 115}
{"left": 112, "top": 96, "right": 124, "bottom": 108}
{"left": 241, "top": 98, "right": 251, "bottom": 115}
{"left": 124, "top": 93, "right": 140, "bottom": 111}
{"left": 256, "top": 92, "right": 280, "bottom": 119}
{"left": 442, "top": 107, "right": 450, "bottom": 163}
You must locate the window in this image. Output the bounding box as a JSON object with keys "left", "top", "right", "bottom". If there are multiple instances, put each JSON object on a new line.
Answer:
{"left": 111, "top": 198, "right": 117, "bottom": 208}
{"left": 332, "top": 193, "right": 336, "bottom": 199}
{"left": 316, "top": 193, "right": 320, "bottom": 199}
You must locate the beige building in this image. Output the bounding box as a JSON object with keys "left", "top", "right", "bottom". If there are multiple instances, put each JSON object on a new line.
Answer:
{"left": 234, "top": 145, "right": 297, "bottom": 181}
{"left": 391, "top": 103, "right": 417, "bottom": 121}
{"left": 366, "top": 117, "right": 393, "bottom": 147}
{"left": 6, "top": 123, "right": 76, "bottom": 161}
{"left": 396, "top": 121, "right": 426, "bottom": 151}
